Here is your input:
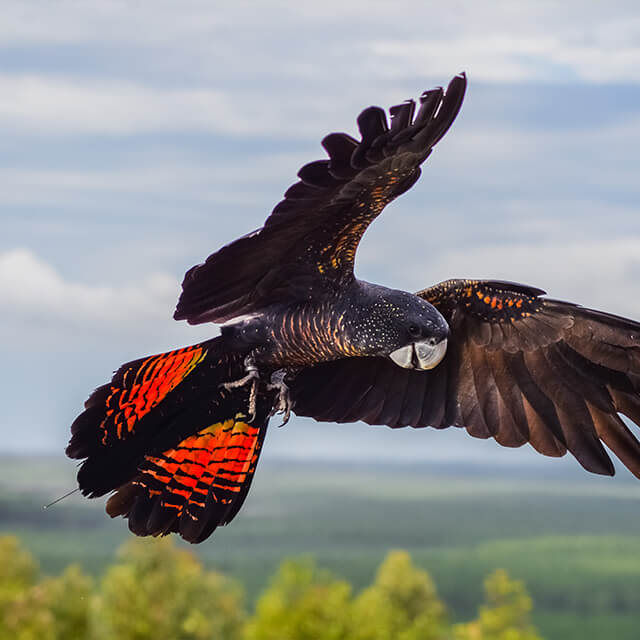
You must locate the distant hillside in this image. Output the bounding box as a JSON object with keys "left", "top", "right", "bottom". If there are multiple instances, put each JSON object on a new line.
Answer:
{"left": 2, "top": 455, "right": 640, "bottom": 640}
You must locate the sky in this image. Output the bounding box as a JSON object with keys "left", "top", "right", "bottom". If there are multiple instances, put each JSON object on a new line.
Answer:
{"left": 2, "top": 1, "right": 640, "bottom": 476}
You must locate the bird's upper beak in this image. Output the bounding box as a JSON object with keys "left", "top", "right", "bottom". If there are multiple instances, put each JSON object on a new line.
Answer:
{"left": 389, "top": 338, "right": 448, "bottom": 370}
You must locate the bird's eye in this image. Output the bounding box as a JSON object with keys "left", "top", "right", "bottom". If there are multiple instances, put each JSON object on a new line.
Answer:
{"left": 408, "top": 325, "right": 421, "bottom": 338}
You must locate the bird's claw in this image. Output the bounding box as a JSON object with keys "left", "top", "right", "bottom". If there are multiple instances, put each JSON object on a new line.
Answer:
{"left": 220, "top": 356, "right": 260, "bottom": 422}
{"left": 268, "top": 370, "right": 292, "bottom": 427}
{"left": 220, "top": 359, "right": 291, "bottom": 426}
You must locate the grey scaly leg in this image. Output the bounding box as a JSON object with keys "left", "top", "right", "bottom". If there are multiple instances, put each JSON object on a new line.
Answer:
{"left": 267, "top": 369, "right": 292, "bottom": 426}
{"left": 220, "top": 355, "right": 260, "bottom": 422}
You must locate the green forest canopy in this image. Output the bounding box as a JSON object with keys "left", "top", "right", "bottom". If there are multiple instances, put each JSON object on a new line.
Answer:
{"left": 0, "top": 534, "right": 541, "bottom": 640}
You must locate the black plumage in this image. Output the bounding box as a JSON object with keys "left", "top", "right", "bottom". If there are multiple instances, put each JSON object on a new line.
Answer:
{"left": 68, "top": 74, "right": 640, "bottom": 543}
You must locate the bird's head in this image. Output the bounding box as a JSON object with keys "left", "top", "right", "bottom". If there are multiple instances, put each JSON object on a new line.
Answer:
{"left": 346, "top": 286, "right": 449, "bottom": 370}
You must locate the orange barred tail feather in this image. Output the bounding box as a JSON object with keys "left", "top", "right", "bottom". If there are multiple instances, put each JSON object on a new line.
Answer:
{"left": 105, "top": 417, "right": 266, "bottom": 543}
{"left": 67, "top": 337, "right": 274, "bottom": 543}
{"left": 68, "top": 342, "right": 212, "bottom": 465}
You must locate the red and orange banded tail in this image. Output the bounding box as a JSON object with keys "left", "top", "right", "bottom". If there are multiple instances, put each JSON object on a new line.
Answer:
{"left": 68, "top": 343, "right": 211, "bottom": 461}
{"left": 100, "top": 347, "right": 207, "bottom": 443}
{"left": 106, "top": 416, "right": 266, "bottom": 542}
{"left": 67, "top": 336, "right": 274, "bottom": 542}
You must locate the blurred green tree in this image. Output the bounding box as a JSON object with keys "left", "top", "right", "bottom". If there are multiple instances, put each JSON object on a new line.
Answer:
{"left": 453, "top": 569, "right": 542, "bottom": 640}
{"left": 93, "top": 537, "right": 245, "bottom": 640}
{"left": 244, "top": 557, "right": 352, "bottom": 640}
{"left": 0, "top": 535, "right": 37, "bottom": 604}
{"left": 0, "top": 536, "right": 92, "bottom": 640}
{"left": 1, "top": 533, "right": 546, "bottom": 640}
{"left": 348, "top": 550, "right": 448, "bottom": 640}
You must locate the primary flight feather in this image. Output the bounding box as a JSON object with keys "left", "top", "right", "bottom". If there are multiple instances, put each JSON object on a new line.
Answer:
{"left": 68, "top": 73, "right": 640, "bottom": 543}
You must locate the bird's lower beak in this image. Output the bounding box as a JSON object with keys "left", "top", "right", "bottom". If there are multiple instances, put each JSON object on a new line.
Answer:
{"left": 414, "top": 338, "right": 447, "bottom": 370}
{"left": 389, "top": 338, "right": 448, "bottom": 370}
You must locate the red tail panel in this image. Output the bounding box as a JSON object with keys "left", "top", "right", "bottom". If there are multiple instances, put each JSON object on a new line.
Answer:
{"left": 106, "top": 416, "right": 267, "bottom": 543}
{"left": 99, "top": 346, "right": 208, "bottom": 444}
{"left": 67, "top": 337, "right": 274, "bottom": 542}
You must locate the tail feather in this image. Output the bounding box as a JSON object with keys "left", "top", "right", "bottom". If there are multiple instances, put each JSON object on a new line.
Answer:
{"left": 105, "top": 416, "right": 268, "bottom": 543}
{"left": 67, "top": 337, "right": 274, "bottom": 543}
{"left": 67, "top": 342, "right": 212, "bottom": 462}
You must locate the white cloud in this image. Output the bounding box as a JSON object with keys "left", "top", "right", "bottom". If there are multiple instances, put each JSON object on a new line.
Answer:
{"left": 358, "top": 204, "right": 640, "bottom": 322}
{"left": 0, "top": 71, "right": 361, "bottom": 138}
{"left": 366, "top": 6, "right": 640, "bottom": 84}
{"left": 0, "top": 75, "right": 251, "bottom": 136}
{"left": 2, "top": 88, "right": 638, "bottom": 216}
{"left": 5, "top": 232, "right": 640, "bottom": 354}
{"left": 0, "top": 155, "right": 302, "bottom": 209}
{"left": 2, "top": 4, "right": 640, "bottom": 141}
{"left": 0, "top": 248, "right": 178, "bottom": 335}
{"left": 4, "top": 2, "right": 639, "bottom": 86}
{"left": 0, "top": 1, "right": 228, "bottom": 46}
{"left": 370, "top": 31, "right": 640, "bottom": 84}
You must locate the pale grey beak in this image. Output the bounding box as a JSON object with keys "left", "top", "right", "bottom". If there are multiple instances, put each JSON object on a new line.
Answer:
{"left": 388, "top": 344, "right": 414, "bottom": 369}
{"left": 389, "top": 338, "right": 448, "bottom": 370}
{"left": 414, "top": 338, "right": 447, "bottom": 369}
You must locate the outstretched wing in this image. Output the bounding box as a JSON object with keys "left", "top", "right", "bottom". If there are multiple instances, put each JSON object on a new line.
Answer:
{"left": 289, "top": 279, "right": 640, "bottom": 478}
{"left": 174, "top": 74, "right": 467, "bottom": 324}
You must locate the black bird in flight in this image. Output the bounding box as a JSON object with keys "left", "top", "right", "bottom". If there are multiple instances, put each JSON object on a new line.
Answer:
{"left": 68, "top": 74, "right": 640, "bottom": 543}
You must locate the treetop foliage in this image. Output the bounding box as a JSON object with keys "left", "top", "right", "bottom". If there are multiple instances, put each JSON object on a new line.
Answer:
{"left": 0, "top": 535, "right": 542, "bottom": 640}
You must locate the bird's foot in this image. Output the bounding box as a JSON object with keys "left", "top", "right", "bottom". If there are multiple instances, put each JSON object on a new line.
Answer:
{"left": 220, "top": 355, "right": 260, "bottom": 422}
{"left": 267, "top": 370, "right": 292, "bottom": 427}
